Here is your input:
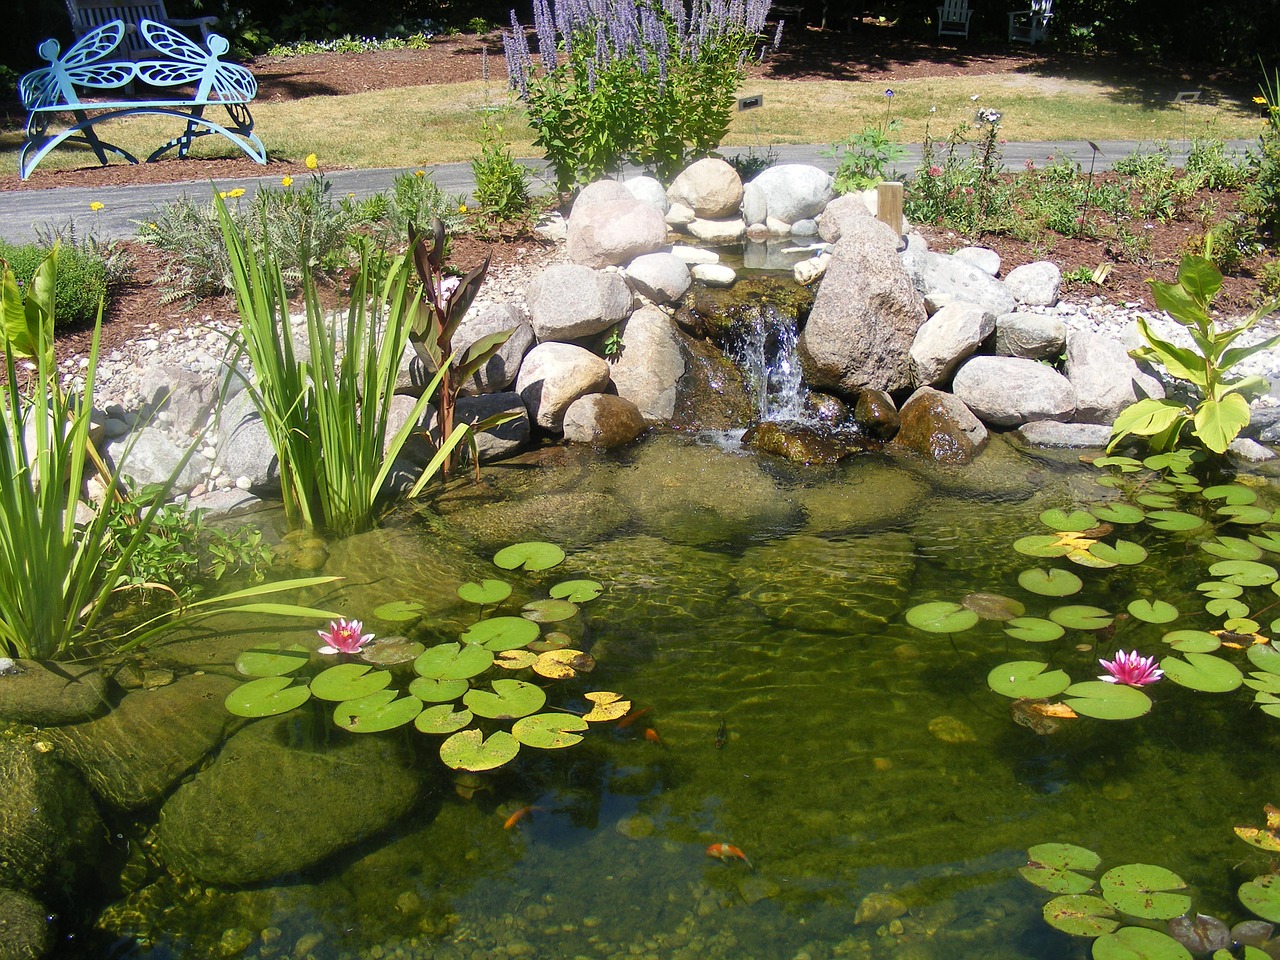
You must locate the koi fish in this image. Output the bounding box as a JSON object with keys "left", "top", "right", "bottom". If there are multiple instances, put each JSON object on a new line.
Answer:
{"left": 503, "top": 805, "right": 542, "bottom": 829}
{"left": 706, "top": 843, "right": 752, "bottom": 868}
{"left": 618, "top": 707, "right": 653, "bottom": 729}
{"left": 644, "top": 726, "right": 664, "bottom": 746}
{"left": 715, "top": 715, "right": 727, "bottom": 749}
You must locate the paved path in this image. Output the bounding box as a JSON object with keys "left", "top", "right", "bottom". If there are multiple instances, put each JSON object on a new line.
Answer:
{"left": 0, "top": 139, "right": 1253, "bottom": 244}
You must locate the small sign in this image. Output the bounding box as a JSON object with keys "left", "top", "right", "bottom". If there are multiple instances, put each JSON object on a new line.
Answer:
{"left": 737, "top": 94, "right": 763, "bottom": 111}
{"left": 1173, "top": 90, "right": 1201, "bottom": 104}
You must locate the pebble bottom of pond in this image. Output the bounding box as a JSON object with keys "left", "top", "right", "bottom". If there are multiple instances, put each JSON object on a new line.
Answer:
{"left": 80, "top": 435, "right": 1280, "bottom": 960}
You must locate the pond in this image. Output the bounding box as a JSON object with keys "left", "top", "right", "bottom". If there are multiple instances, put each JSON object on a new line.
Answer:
{"left": 52, "top": 427, "right": 1280, "bottom": 960}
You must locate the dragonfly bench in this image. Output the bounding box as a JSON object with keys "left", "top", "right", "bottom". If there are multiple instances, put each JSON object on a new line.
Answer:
{"left": 18, "top": 18, "right": 265, "bottom": 180}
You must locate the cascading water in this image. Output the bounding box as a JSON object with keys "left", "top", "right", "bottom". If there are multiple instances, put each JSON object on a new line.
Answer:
{"left": 724, "top": 303, "right": 809, "bottom": 424}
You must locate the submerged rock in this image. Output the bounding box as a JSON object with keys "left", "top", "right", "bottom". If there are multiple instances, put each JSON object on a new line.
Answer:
{"left": 0, "top": 660, "right": 110, "bottom": 726}
{"left": 742, "top": 420, "right": 856, "bottom": 464}
{"left": 0, "top": 886, "right": 50, "bottom": 960}
{"left": 791, "top": 463, "right": 928, "bottom": 534}
{"left": 855, "top": 891, "right": 909, "bottom": 925}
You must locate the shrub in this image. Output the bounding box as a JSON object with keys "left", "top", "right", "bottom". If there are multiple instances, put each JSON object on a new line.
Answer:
{"left": 469, "top": 119, "right": 533, "bottom": 224}
{"left": 377, "top": 170, "right": 468, "bottom": 240}
{"left": 0, "top": 239, "right": 111, "bottom": 329}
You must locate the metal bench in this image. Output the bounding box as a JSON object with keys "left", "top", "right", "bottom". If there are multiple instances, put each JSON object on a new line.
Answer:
{"left": 18, "top": 18, "right": 265, "bottom": 180}
{"left": 64, "top": 0, "right": 218, "bottom": 59}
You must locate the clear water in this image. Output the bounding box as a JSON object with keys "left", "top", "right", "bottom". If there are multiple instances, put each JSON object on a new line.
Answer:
{"left": 723, "top": 303, "right": 809, "bottom": 424}
{"left": 55, "top": 437, "right": 1280, "bottom": 960}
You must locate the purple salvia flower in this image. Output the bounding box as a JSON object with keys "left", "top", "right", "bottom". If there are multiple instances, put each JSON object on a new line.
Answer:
{"left": 534, "top": 0, "right": 558, "bottom": 71}
{"left": 772, "top": 19, "right": 783, "bottom": 50}
{"left": 728, "top": 0, "right": 745, "bottom": 30}
{"left": 587, "top": 56, "right": 596, "bottom": 93}
{"left": 595, "top": 20, "right": 609, "bottom": 67}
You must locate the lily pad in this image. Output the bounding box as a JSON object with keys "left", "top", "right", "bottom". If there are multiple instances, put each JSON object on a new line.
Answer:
{"left": 1197, "top": 580, "right": 1244, "bottom": 599}
{"left": 1049, "top": 605, "right": 1115, "bottom": 631}
{"left": 1005, "top": 617, "right": 1067, "bottom": 643}
{"left": 1206, "top": 597, "right": 1251, "bottom": 620}
{"left": 234, "top": 644, "right": 311, "bottom": 677}
{"left": 988, "top": 661, "right": 1072, "bottom": 699}
{"left": 1127, "top": 599, "right": 1179, "bottom": 624}
{"left": 905, "top": 601, "right": 980, "bottom": 634}
{"left": 360, "top": 639, "right": 425, "bottom": 666}
{"left": 1144, "top": 451, "right": 1197, "bottom": 473}
{"left": 1254, "top": 691, "right": 1280, "bottom": 718}
{"left": 529, "top": 632, "right": 573, "bottom": 653}
{"left": 1249, "top": 533, "right": 1280, "bottom": 554}
{"left": 1145, "top": 510, "right": 1205, "bottom": 532}
{"left": 1136, "top": 493, "right": 1177, "bottom": 509}
{"left": 533, "top": 648, "right": 596, "bottom": 680}
{"left": 494, "top": 649, "right": 539, "bottom": 670}
{"left": 1063, "top": 681, "right": 1153, "bottom": 720}
{"left": 1042, "top": 894, "right": 1119, "bottom": 937}
{"left": 1093, "top": 927, "right": 1193, "bottom": 960}
{"left": 456, "top": 579, "right": 513, "bottom": 605}
{"left": 1019, "top": 568, "right": 1084, "bottom": 598}
{"left": 1014, "top": 534, "right": 1073, "bottom": 558}
{"left": 334, "top": 690, "right": 422, "bottom": 733}
{"left": 1234, "top": 806, "right": 1280, "bottom": 853}
{"left": 1095, "top": 455, "right": 1143, "bottom": 472}
{"left": 1248, "top": 643, "right": 1280, "bottom": 674}
{"left": 549, "top": 579, "right": 604, "bottom": 602}
{"left": 225, "top": 676, "right": 311, "bottom": 718}
{"left": 1041, "top": 509, "right": 1100, "bottom": 532}
{"left": 582, "top": 691, "right": 632, "bottom": 722}
{"left": 464, "top": 679, "right": 546, "bottom": 720}
{"left": 461, "top": 616, "right": 541, "bottom": 651}
{"left": 310, "top": 663, "right": 392, "bottom": 702}
{"left": 493, "top": 541, "right": 566, "bottom": 571}
{"left": 1162, "top": 630, "right": 1221, "bottom": 653}
{"left": 439, "top": 728, "right": 520, "bottom": 771}
{"left": 521, "top": 598, "right": 579, "bottom": 623}
{"left": 414, "top": 642, "right": 494, "bottom": 680}
{"left": 1239, "top": 874, "right": 1280, "bottom": 923}
{"left": 1160, "top": 653, "right": 1243, "bottom": 692}
{"left": 1202, "top": 537, "right": 1264, "bottom": 561}
{"left": 1100, "top": 863, "right": 1191, "bottom": 919}
{"left": 1204, "top": 484, "right": 1258, "bottom": 505}
{"left": 1218, "top": 505, "right": 1275, "bottom": 525}
{"left": 1209, "top": 560, "right": 1278, "bottom": 587}
{"left": 372, "top": 599, "right": 426, "bottom": 622}
{"left": 1088, "top": 540, "right": 1148, "bottom": 566}
{"left": 1091, "top": 503, "right": 1146, "bottom": 524}
{"left": 962, "top": 592, "right": 1026, "bottom": 621}
{"left": 407, "top": 676, "right": 470, "bottom": 702}
{"left": 1021, "top": 843, "right": 1102, "bottom": 894}
{"left": 414, "top": 703, "right": 474, "bottom": 735}
{"left": 511, "top": 712, "right": 590, "bottom": 749}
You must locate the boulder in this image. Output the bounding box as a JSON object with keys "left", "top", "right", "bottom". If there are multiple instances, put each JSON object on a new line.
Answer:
{"left": 625, "top": 253, "right": 692, "bottom": 304}
{"left": 665, "top": 202, "right": 696, "bottom": 226}
{"left": 566, "top": 197, "right": 669, "bottom": 268}
{"left": 525, "top": 264, "right": 631, "bottom": 340}
{"left": 569, "top": 179, "right": 632, "bottom": 215}
{"left": 606, "top": 306, "right": 687, "bottom": 422}
{"left": 671, "top": 244, "right": 719, "bottom": 265}
{"left": 747, "top": 164, "right": 835, "bottom": 224}
{"left": 742, "top": 180, "right": 767, "bottom": 226}
{"left": 854, "top": 388, "right": 901, "bottom": 440}
{"left": 515, "top": 342, "right": 612, "bottom": 431}
{"left": 951, "top": 356, "right": 1076, "bottom": 427}
{"left": 686, "top": 217, "right": 746, "bottom": 245}
{"left": 1006, "top": 261, "right": 1062, "bottom": 306}
{"left": 691, "top": 263, "right": 738, "bottom": 287}
{"left": 562, "top": 394, "right": 647, "bottom": 447}
{"left": 423, "top": 392, "right": 530, "bottom": 463}
{"left": 889, "top": 386, "right": 989, "bottom": 465}
{"left": 909, "top": 303, "right": 997, "bottom": 386}
{"left": 1016, "top": 420, "right": 1114, "bottom": 447}
{"left": 134, "top": 362, "right": 217, "bottom": 438}
{"left": 994, "top": 312, "right": 1066, "bottom": 360}
{"left": 0, "top": 887, "right": 49, "bottom": 960}
{"left": 921, "top": 252, "right": 1018, "bottom": 316}
{"left": 743, "top": 421, "right": 853, "bottom": 464}
{"left": 215, "top": 389, "right": 279, "bottom": 493}
{"left": 1065, "top": 330, "right": 1165, "bottom": 424}
{"left": 798, "top": 217, "right": 927, "bottom": 397}
{"left": 667, "top": 158, "right": 743, "bottom": 219}
{"left": 623, "top": 174, "right": 669, "bottom": 214}
{"left": 0, "top": 660, "right": 110, "bottom": 725}
{"left": 107, "top": 423, "right": 204, "bottom": 493}
{"left": 954, "top": 246, "right": 1001, "bottom": 276}
{"left": 450, "top": 302, "right": 534, "bottom": 394}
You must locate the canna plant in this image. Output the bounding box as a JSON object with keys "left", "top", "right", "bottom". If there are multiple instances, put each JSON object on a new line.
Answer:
{"left": 1109, "top": 242, "right": 1280, "bottom": 455}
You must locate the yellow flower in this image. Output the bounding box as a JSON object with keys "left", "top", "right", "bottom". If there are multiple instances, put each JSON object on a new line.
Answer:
{"left": 148, "top": 222, "right": 157, "bottom": 229}
{"left": 281, "top": 175, "right": 294, "bottom": 187}
{"left": 458, "top": 204, "right": 468, "bottom": 213}
{"left": 414, "top": 169, "right": 425, "bottom": 177}
{"left": 228, "top": 188, "right": 245, "bottom": 198}
{"left": 305, "top": 153, "right": 318, "bottom": 170}
{"left": 89, "top": 201, "right": 104, "bottom": 212}
{"left": 1256, "top": 96, "right": 1269, "bottom": 105}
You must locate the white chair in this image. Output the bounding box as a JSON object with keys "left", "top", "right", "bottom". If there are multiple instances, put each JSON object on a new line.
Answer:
{"left": 1009, "top": 0, "right": 1053, "bottom": 43}
{"left": 937, "top": 0, "right": 973, "bottom": 37}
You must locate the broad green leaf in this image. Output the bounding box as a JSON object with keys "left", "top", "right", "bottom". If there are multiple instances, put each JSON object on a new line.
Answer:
{"left": 439, "top": 728, "right": 520, "bottom": 771}
{"left": 1091, "top": 503, "right": 1146, "bottom": 524}
{"left": 461, "top": 615, "right": 541, "bottom": 651}
{"left": 407, "top": 676, "right": 469, "bottom": 702}
{"left": 1239, "top": 874, "right": 1280, "bottom": 923}
{"left": 1094, "top": 456, "right": 1143, "bottom": 472}
{"left": 1160, "top": 653, "right": 1243, "bottom": 692}
{"left": 1111, "top": 399, "right": 1188, "bottom": 445}
{"left": 1145, "top": 510, "right": 1204, "bottom": 532}
{"left": 1256, "top": 692, "right": 1280, "bottom": 718}
{"left": 1193, "top": 394, "right": 1250, "bottom": 454}
{"left": 1063, "top": 681, "right": 1153, "bottom": 720}
{"left": 1042, "top": 894, "right": 1119, "bottom": 937}
{"left": 414, "top": 703, "right": 473, "bottom": 734}
{"left": 457, "top": 579, "right": 512, "bottom": 605}
{"left": 511, "top": 712, "right": 590, "bottom": 749}
{"left": 1249, "top": 533, "right": 1280, "bottom": 554}
{"left": 549, "top": 579, "right": 604, "bottom": 602}
{"left": 464, "top": 679, "right": 546, "bottom": 720}
{"left": 1100, "top": 863, "right": 1191, "bottom": 919}
{"left": 1213, "top": 947, "right": 1270, "bottom": 960}
{"left": 493, "top": 541, "right": 566, "bottom": 571}
{"left": 1136, "top": 493, "right": 1177, "bottom": 509}
{"left": 1127, "top": 599, "right": 1178, "bottom": 624}
{"left": 962, "top": 592, "right": 1025, "bottom": 621}
{"left": 334, "top": 690, "right": 421, "bottom": 733}
{"left": 1092, "top": 926, "right": 1193, "bottom": 960}
{"left": 372, "top": 600, "right": 426, "bottom": 622}
{"left": 1209, "top": 560, "right": 1277, "bottom": 587}
{"left": 1203, "top": 484, "right": 1258, "bottom": 505}
{"left": 1206, "top": 597, "right": 1250, "bottom": 619}
{"left": 360, "top": 639, "right": 424, "bottom": 667}
{"left": 1088, "top": 541, "right": 1148, "bottom": 566}
{"left": 1197, "top": 580, "right": 1243, "bottom": 599}
{"left": 1225, "top": 617, "right": 1261, "bottom": 634}
{"left": 1005, "top": 617, "right": 1067, "bottom": 643}
{"left": 1143, "top": 451, "right": 1197, "bottom": 472}
{"left": 1244, "top": 672, "right": 1280, "bottom": 695}
{"left": 225, "top": 676, "right": 311, "bottom": 718}
{"left": 988, "top": 661, "right": 1072, "bottom": 699}
{"left": 1018, "top": 568, "right": 1084, "bottom": 598}
{"left": 1049, "top": 605, "right": 1115, "bottom": 631}
{"left": 905, "top": 601, "right": 980, "bottom": 634}
{"left": 1021, "top": 843, "right": 1102, "bottom": 894}
{"left": 1162, "top": 629, "right": 1221, "bottom": 653}
{"left": 1248, "top": 643, "right": 1280, "bottom": 675}
{"left": 521, "top": 598, "right": 580, "bottom": 623}
{"left": 310, "top": 663, "right": 392, "bottom": 702}
{"left": 1201, "top": 533, "right": 1263, "bottom": 559}
{"left": 234, "top": 644, "right": 311, "bottom": 677}
{"left": 414, "top": 641, "right": 494, "bottom": 680}
{"left": 1041, "top": 509, "right": 1099, "bottom": 532}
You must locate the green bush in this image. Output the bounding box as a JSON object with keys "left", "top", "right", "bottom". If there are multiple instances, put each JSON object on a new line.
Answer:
{"left": 0, "top": 240, "right": 109, "bottom": 329}
{"left": 470, "top": 120, "right": 533, "bottom": 224}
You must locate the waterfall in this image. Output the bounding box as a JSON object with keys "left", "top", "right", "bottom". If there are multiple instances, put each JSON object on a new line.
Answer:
{"left": 725, "top": 304, "right": 809, "bottom": 424}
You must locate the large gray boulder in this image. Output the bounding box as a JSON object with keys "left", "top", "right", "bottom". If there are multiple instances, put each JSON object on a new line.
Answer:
{"left": 134, "top": 362, "right": 218, "bottom": 438}
{"left": 565, "top": 197, "right": 669, "bottom": 268}
{"left": 451, "top": 302, "right": 534, "bottom": 394}
{"left": 1065, "top": 330, "right": 1166, "bottom": 424}
{"left": 515, "top": 342, "right": 612, "bottom": 431}
{"left": 951, "top": 356, "right": 1076, "bottom": 427}
{"left": 1006, "top": 261, "right": 1062, "bottom": 306}
{"left": 215, "top": 389, "right": 279, "bottom": 492}
{"left": 667, "top": 158, "right": 743, "bottom": 219}
{"left": 441, "top": 392, "right": 531, "bottom": 462}
{"left": 569, "top": 179, "right": 632, "bottom": 215}
{"left": 623, "top": 175, "right": 669, "bottom": 214}
{"left": 525, "top": 264, "right": 631, "bottom": 340}
{"left": 798, "top": 217, "right": 928, "bottom": 397}
{"left": 107, "top": 424, "right": 204, "bottom": 493}
{"left": 625, "top": 252, "right": 692, "bottom": 304}
{"left": 909, "top": 303, "right": 996, "bottom": 386}
{"left": 816, "top": 192, "right": 872, "bottom": 243}
{"left": 995, "top": 312, "right": 1066, "bottom": 360}
{"left": 1016, "top": 420, "right": 1114, "bottom": 448}
{"left": 921, "top": 252, "right": 1018, "bottom": 316}
{"left": 686, "top": 217, "right": 746, "bottom": 245}
{"left": 748, "top": 164, "right": 835, "bottom": 224}
{"left": 606, "top": 306, "right": 687, "bottom": 422}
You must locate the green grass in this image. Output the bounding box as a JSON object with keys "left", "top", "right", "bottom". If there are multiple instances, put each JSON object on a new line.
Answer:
{"left": 0, "top": 72, "right": 1262, "bottom": 177}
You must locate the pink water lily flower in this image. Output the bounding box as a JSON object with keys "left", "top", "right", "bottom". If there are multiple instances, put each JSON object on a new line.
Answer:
{"left": 1098, "top": 650, "right": 1163, "bottom": 687}
{"left": 317, "top": 618, "right": 374, "bottom": 655}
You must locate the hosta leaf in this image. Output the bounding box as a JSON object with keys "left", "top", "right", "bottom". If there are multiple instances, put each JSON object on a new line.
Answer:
{"left": 1018, "top": 568, "right": 1084, "bottom": 598}
{"left": 905, "top": 601, "right": 980, "bottom": 633}
{"left": 225, "top": 676, "right": 311, "bottom": 718}
{"left": 1042, "top": 894, "right": 1119, "bottom": 937}
{"left": 439, "top": 728, "right": 520, "bottom": 771}
{"left": 988, "top": 661, "right": 1072, "bottom": 699}
{"left": 1063, "top": 681, "right": 1153, "bottom": 720}
{"left": 1005, "top": 617, "right": 1067, "bottom": 643}
{"left": 1160, "top": 653, "right": 1243, "bottom": 692}
{"left": 1100, "top": 863, "right": 1191, "bottom": 919}
{"left": 1127, "top": 599, "right": 1179, "bottom": 624}
{"left": 310, "top": 663, "right": 392, "bottom": 702}
{"left": 1021, "top": 843, "right": 1102, "bottom": 894}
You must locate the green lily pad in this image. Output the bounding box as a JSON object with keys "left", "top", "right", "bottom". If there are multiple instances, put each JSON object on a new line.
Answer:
{"left": 360, "top": 639, "right": 425, "bottom": 666}
{"left": 1095, "top": 455, "right": 1143, "bottom": 472}
{"left": 1063, "top": 681, "right": 1153, "bottom": 720}
{"left": 493, "top": 541, "right": 566, "bottom": 571}
{"left": 549, "top": 579, "right": 604, "bottom": 602}
{"left": 1148, "top": 481, "right": 1180, "bottom": 493}
{"left": 439, "top": 728, "right": 520, "bottom": 771}
{"left": 1225, "top": 617, "right": 1261, "bottom": 634}
{"left": 1239, "top": 874, "right": 1280, "bottom": 923}
{"left": 1197, "top": 580, "right": 1244, "bottom": 599}
{"left": 511, "top": 712, "right": 590, "bottom": 749}
{"left": 1162, "top": 629, "right": 1221, "bottom": 653}
{"left": 225, "top": 676, "right": 311, "bottom": 718}
{"left": 407, "top": 676, "right": 469, "bottom": 702}
{"left": 1144, "top": 451, "right": 1197, "bottom": 473}
{"left": 1100, "top": 863, "right": 1191, "bottom": 919}
{"left": 1091, "top": 503, "right": 1146, "bottom": 524}
{"left": 414, "top": 642, "right": 494, "bottom": 680}
{"left": 1213, "top": 947, "right": 1271, "bottom": 960}
{"left": 464, "top": 679, "right": 546, "bottom": 720}
{"left": 1244, "top": 671, "right": 1280, "bottom": 695}
{"left": 1018, "top": 568, "right": 1084, "bottom": 598}
{"left": 234, "top": 644, "right": 311, "bottom": 677}
{"left": 372, "top": 599, "right": 426, "bottom": 622}
{"left": 1042, "top": 894, "right": 1120, "bottom": 937}
{"left": 334, "top": 690, "right": 422, "bottom": 733}
{"left": 1201, "top": 537, "right": 1264, "bottom": 561}
{"left": 1127, "top": 599, "right": 1179, "bottom": 624}
{"left": 1160, "top": 653, "right": 1243, "bottom": 692}
{"left": 1249, "top": 534, "right": 1280, "bottom": 554}
{"left": 1021, "top": 843, "right": 1102, "bottom": 894}
{"left": 1005, "top": 617, "right": 1067, "bottom": 643}
{"left": 414, "top": 703, "right": 474, "bottom": 735}
{"left": 1096, "top": 475, "right": 1126, "bottom": 488}
{"left": 1049, "top": 605, "right": 1115, "bottom": 631}
{"left": 1145, "top": 510, "right": 1205, "bottom": 532}
{"left": 461, "top": 616, "right": 541, "bottom": 651}
{"left": 1248, "top": 643, "right": 1280, "bottom": 675}
{"left": 1255, "top": 691, "right": 1280, "bottom": 718}
{"left": 1014, "top": 534, "right": 1073, "bottom": 558}
{"left": 1218, "top": 505, "right": 1275, "bottom": 525}
{"left": 1041, "top": 509, "right": 1100, "bottom": 532}
{"left": 1206, "top": 596, "right": 1251, "bottom": 620}
{"left": 310, "top": 663, "right": 392, "bottom": 702}
{"left": 457, "top": 579, "right": 513, "bottom": 605}
{"left": 905, "top": 601, "right": 980, "bottom": 634}
{"left": 1088, "top": 540, "right": 1148, "bottom": 566}
{"left": 988, "top": 661, "right": 1072, "bottom": 699}
{"left": 1209, "top": 560, "right": 1278, "bottom": 587}
{"left": 521, "top": 598, "right": 580, "bottom": 623}
{"left": 962, "top": 592, "right": 1026, "bottom": 621}
{"left": 1136, "top": 493, "right": 1177, "bottom": 509}
{"left": 1093, "top": 926, "right": 1193, "bottom": 960}
{"left": 1203, "top": 484, "right": 1258, "bottom": 505}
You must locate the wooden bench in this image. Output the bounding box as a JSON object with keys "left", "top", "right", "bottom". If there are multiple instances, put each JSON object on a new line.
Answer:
{"left": 18, "top": 18, "right": 265, "bottom": 180}
{"left": 64, "top": 0, "right": 218, "bottom": 59}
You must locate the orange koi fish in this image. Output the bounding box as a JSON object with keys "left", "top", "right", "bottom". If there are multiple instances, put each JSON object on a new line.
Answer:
{"left": 644, "top": 726, "right": 664, "bottom": 746}
{"left": 503, "top": 805, "right": 542, "bottom": 830}
{"left": 618, "top": 707, "right": 653, "bottom": 729}
{"left": 706, "top": 843, "right": 752, "bottom": 868}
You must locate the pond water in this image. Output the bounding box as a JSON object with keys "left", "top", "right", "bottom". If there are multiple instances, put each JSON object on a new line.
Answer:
{"left": 75, "top": 430, "right": 1280, "bottom": 960}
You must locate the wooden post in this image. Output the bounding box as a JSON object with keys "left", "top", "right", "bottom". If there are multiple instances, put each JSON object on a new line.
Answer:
{"left": 876, "top": 181, "right": 904, "bottom": 236}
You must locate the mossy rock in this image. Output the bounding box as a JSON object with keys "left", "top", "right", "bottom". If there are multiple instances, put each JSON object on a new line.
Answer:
{"left": 679, "top": 277, "right": 815, "bottom": 345}
{"left": 742, "top": 421, "right": 859, "bottom": 465}
{"left": 792, "top": 463, "right": 927, "bottom": 535}
{"left": 0, "top": 886, "right": 50, "bottom": 960}
{"left": 669, "top": 335, "right": 757, "bottom": 432}
{"left": 0, "top": 660, "right": 110, "bottom": 725}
